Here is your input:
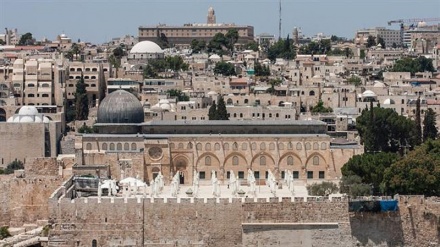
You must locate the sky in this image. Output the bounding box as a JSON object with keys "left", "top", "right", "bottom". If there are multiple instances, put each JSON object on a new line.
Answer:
{"left": 0, "top": 0, "right": 439, "bottom": 44}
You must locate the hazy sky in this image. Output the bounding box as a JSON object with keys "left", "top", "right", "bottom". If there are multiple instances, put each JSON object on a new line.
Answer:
{"left": 0, "top": 0, "right": 439, "bottom": 43}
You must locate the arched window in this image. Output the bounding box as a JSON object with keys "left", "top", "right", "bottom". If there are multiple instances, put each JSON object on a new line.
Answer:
{"left": 178, "top": 143, "right": 184, "bottom": 149}
{"left": 102, "top": 143, "right": 108, "bottom": 150}
{"left": 124, "top": 143, "right": 129, "bottom": 150}
{"left": 170, "top": 143, "right": 175, "bottom": 149}
{"left": 251, "top": 142, "right": 257, "bottom": 150}
{"left": 260, "top": 156, "right": 266, "bottom": 166}
{"left": 309, "top": 91, "right": 315, "bottom": 96}
{"left": 287, "top": 156, "right": 294, "bottom": 166}
{"left": 305, "top": 143, "right": 311, "bottom": 150}
{"left": 187, "top": 142, "right": 193, "bottom": 149}
{"left": 224, "top": 143, "right": 229, "bottom": 150}
{"left": 241, "top": 143, "right": 247, "bottom": 150}
{"left": 232, "top": 156, "right": 239, "bottom": 166}
{"left": 233, "top": 142, "right": 238, "bottom": 150}
{"left": 214, "top": 143, "right": 220, "bottom": 150}
{"left": 86, "top": 143, "right": 92, "bottom": 150}
{"left": 313, "top": 156, "right": 319, "bottom": 165}
{"left": 117, "top": 143, "right": 122, "bottom": 150}
{"left": 313, "top": 142, "right": 319, "bottom": 150}
{"left": 205, "top": 156, "right": 211, "bottom": 166}
{"left": 278, "top": 143, "right": 284, "bottom": 150}
{"left": 92, "top": 239, "right": 97, "bottom": 247}
{"left": 110, "top": 143, "right": 115, "bottom": 150}
{"left": 244, "top": 99, "right": 249, "bottom": 104}
{"left": 321, "top": 143, "right": 327, "bottom": 150}
{"left": 296, "top": 143, "right": 302, "bottom": 150}
{"left": 288, "top": 142, "right": 293, "bottom": 150}
{"left": 260, "top": 143, "right": 266, "bottom": 150}
{"left": 269, "top": 143, "right": 275, "bottom": 150}
{"left": 205, "top": 143, "right": 211, "bottom": 151}
{"left": 196, "top": 143, "right": 202, "bottom": 150}
{"left": 131, "top": 143, "right": 137, "bottom": 150}
{"left": 227, "top": 98, "right": 233, "bottom": 105}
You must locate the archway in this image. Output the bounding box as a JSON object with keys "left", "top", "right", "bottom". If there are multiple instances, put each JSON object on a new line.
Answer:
{"left": 0, "top": 108, "right": 6, "bottom": 122}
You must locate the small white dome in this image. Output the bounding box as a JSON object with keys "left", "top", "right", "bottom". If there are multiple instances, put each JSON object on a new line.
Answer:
{"left": 159, "top": 99, "right": 170, "bottom": 104}
{"left": 207, "top": 91, "right": 218, "bottom": 96}
{"left": 362, "top": 90, "right": 377, "bottom": 97}
{"left": 130, "top": 41, "right": 163, "bottom": 54}
{"left": 43, "top": 117, "right": 50, "bottom": 123}
{"left": 383, "top": 98, "right": 395, "bottom": 105}
{"left": 209, "top": 54, "right": 221, "bottom": 60}
{"left": 18, "top": 106, "right": 38, "bottom": 116}
{"left": 161, "top": 103, "right": 171, "bottom": 111}
{"left": 20, "top": 116, "right": 35, "bottom": 123}
{"left": 373, "top": 81, "right": 386, "bottom": 88}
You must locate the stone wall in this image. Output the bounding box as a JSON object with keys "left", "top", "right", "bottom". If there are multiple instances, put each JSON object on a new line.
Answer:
{"left": 48, "top": 196, "right": 440, "bottom": 247}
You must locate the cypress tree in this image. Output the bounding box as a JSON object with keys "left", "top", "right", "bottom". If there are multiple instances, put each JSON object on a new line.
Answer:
{"left": 414, "top": 97, "right": 422, "bottom": 145}
{"left": 423, "top": 108, "right": 438, "bottom": 141}
{"left": 216, "top": 96, "right": 229, "bottom": 120}
{"left": 208, "top": 102, "right": 218, "bottom": 120}
{"left": 75, "top": 75, "right": 89, "bottom": 120}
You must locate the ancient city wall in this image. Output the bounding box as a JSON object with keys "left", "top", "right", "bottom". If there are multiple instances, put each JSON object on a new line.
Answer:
{"left": 48, "top": 196, "right": 440, "bottom": 247}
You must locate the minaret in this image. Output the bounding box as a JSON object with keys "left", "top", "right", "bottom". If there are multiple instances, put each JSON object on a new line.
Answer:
{"left": 293, "top": 27, "right": 299, "bottom": 45}
{"left": 207, "top": 7, "right": 216, "bottom": 24}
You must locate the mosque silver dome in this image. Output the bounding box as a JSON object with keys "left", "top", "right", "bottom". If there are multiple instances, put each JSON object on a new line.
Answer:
{"left": 97, "top": 90, "right": 144, "bottom": 124}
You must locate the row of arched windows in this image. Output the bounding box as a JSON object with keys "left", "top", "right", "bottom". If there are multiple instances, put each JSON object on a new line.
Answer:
{"left": 85, "top": 142, "right": 137, "bottom": 151}
{"left": 202, "top": 155, "right": 319, "bottom": 166}
{"left": 171, "top": 141, "right": 327, "bottom": 151}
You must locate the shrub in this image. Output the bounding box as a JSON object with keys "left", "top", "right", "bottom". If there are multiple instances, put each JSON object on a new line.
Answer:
{"left": 306, "top": 182, "right": 339, "bottom": 196}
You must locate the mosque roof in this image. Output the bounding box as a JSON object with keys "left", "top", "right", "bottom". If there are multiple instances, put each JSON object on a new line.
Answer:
{"left": 97, "top": 90, "right": 144, "bottom": 124}
{"left": 130, "top": 41, "right": 163, "bottom": 54}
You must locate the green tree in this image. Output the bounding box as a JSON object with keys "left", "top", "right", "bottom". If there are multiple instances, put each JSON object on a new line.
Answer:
{"left": 216, "top": 96, "right": 229, "bottom": 120}
{"left": 167, "top": 89, "right": 189, "bottom": 102}
{"left": 377, "top": 36, "right": 386, "bottom": 48}
{"left": 143, "top": 64, "right": 158, "bottom": 79}
{"left": 0, "top": 226, "right": 11, "bottom": 240}
{"left": 70, "top": 43, "right": 81, "bottom": 60}
{"left": 266, "top": 78, "right": 281, "bottom": 95}
{"left": 347, "top": 75, "right": 362, "bottom": 86}
{"left": 208, "top": 102, "right": 218, "bottom": 120}
{"left": 423, "top": 108, "right": 438, "bottom": 141}
{"left": 18, "top": 32, "right": 34, "bottom": 46}
{"left": 191, "top": 39, "right": 206, "bottom": 53}
{"left": 4, "top": 160, "right": 25, "bottom": 174}
{"left": 341, "top": 152, "right": 399, "bottom": 194}
{"left": 414, "top": 97, "right": 422, "bottom": 146}
{"left": 213, "top": 61, "right": 236, "bottom": 76}
{"left": 157, "top": 33, "right": 170, "bottom": 49}
{"left": 311, "top": 100, "right": 333, "bottom": 113}
{"left": 359, "top": 49, "right": 366, "bottom": 59}
{"left": 306, "top": 182, "right": 339, "bottom": 196}
{"left": 267, "top": 36, "right": 296, "bottom": 61}
{"left": 366, "top": 35, "right": 376, "bottom": 48}
{"left": 165, "top": 56, "right": 189, "bottom": 71}
{"left": 78, "top": 124, "right": 97, "bottom": 134}
{"left": 339, "top": 175, "right": 372, "bottom": 197}
{"left": 207, "top": 33, "right": 228, "bottom": 55}
{"left": 382, "top": 139, "right": 440, "bottom": 196}
{"left": 74, "top": 75, "right": 89, "bottom": 120}
{"left": 298, "top": 39, "right": 331, "bottom": 55}
{"left": 225, "top": 29, "right": 239, "bottom": 55}
{"left": 254, "top": 62, "right": 270, "bottom": 77}
{"left": 391, "top": 57, "right": 435, "bottom": 75}
{"left": 245, "top": 41, "right": 259, "bottom": 52}
{"left": 356, "top": 105, "right": 416, "bottom": 153}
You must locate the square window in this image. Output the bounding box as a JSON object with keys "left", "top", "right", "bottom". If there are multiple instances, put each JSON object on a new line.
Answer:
{"left": 293, "top": 171, "right": 299, "bottom": 179}
{"left": 307, "top": 171, "right": 313, "bottom": 179}
{"left": 199, "top": 171, "right": 206, "bottom": 179}
{"left": 319, "top": 171, "right": 325, "bottom": 179}
{"left": 281, "top": 171, "right": 285, "bottom": 179}
{"left": 238, "top": 171, "right": 244, "bottom": 179}
{"left": 265, "top": 171, "right": 269, "bottom": 179}
{"left": 227, "top": 171, "right": 231, "bottom": 179}
{"left": 254, "top": 171, "right": 260, "bottom": 179}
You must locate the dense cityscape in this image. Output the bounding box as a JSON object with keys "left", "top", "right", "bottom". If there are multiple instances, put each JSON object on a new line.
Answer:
{"left": 0, "top": 4, "right": 439, "bottom": 247}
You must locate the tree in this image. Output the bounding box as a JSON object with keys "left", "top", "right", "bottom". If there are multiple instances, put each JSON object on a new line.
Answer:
{"left": 306, "top": 182, "right": 339, "bottom": 196}
{"left": 78, "top": 124, "right": 97, "bottom": 134}
{"left": 108, "top": 54, "right": 121, "bottom": 78}
{"left": 266, "top": 78, "right": 281, "bottom": 95}
{"left": 225, "top": 29, "right": 239, "bottom": 55}
{"left": 359, "top": 49, "right": 366, "bottom": 59}
{"left": 245, "top": 41, "right": 259, "bottom": 52}
{"left": 254, "top": 62, "right": 270, "bottom": 77}
{"left": 356, "top": 105, "right": 416, "bottom": 153}
{"left": 311, "top": 100, "right": 333, "bottom": 113}
{"left": 208, "top": 102, "right": 218, "bottom": 120}
{"left": 213, "top": 61, "right": 236, "bottom": 76}
{"left": 366, "top": 35, "right": 376, "bottom": 48}
{"left": 167, "top": 89, "right": 189, "bottom": 102}
{"left": 391, "top": 57, "right": 435, "bottom": 75}
{"left": 299, "top": 39, "right": 331, "bottom": 55}
{"left": 157, "top": 33, "right": 169, "bottom": 49}
{"left": 18, "top": 32, "right": 34, "bottom": 46}
{"left": 382, "top": 139, "right": 440, "bottom": 196}
{"left": 143, "top": 64, "right": 157, "bottom": 79}
{"left": 191, "top": 39, "right": 206, "bottom": 54}
{"left": 74, "top": 75, "right": 89, "bottom": 120}
{"left": 414, "top": 97, "right": 422, "bottom": 146}
{"left": 207, "top": 33, "right": 228, "bottom": 55}
{"left": 377, "top": 36, "right": 385, "bottom": 48}
{"left": 347, "top": 75, "right": 362, "bottom": 86}
{"left": 341, "top": 152, "right": 400, "bottom": 194}
{"left": 216, "top": 96, "right": 229, "bottom": 120}
{"left": 0, "top": 226, "right": 11, "bottom": 240}
{"left": 267, "top": 36, "right": 296, "bottom": 61}
{"left": 3, "top": 160, "right": 25, "bottom": 174}
{"left": 423, "top": 108, "right": 438, "bottom": 141}
{"left": 339, "top": 175, "right": 372, "bottom": 197}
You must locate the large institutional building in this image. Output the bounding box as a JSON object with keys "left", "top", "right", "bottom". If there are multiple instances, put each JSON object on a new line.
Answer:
{"left": 138, "top": 7, "right": 254, "bottom": 47}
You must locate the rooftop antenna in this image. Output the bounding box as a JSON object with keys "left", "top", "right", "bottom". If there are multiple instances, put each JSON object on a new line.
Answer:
{"left": 279, "top": 0, "right": 282, "bottom": 40}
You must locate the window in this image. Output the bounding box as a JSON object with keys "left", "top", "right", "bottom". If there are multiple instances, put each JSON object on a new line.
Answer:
{"left": 233, "top": 142, "right": 238, "bottom": 150}
{"left": 86, "top": 143, "right": 92, "bottom": 150}
{"left": 254, "top": 171, "right": 260, "bottom": 179}
{"left": 131, "top": 143, "right": 137, "bottom": 150}
{"left": 205, "top": 156, "right": 211, "bottom": 166}
{"left": 305, "top": 143, "right": 311, "bottom": 150}
{"left": 224, "top": 143, "right": 229, "bottom": 150}
{"left": 196, "top": 143, "right": 202, "bottom": 150}
{"left": 117, "top": 143, "right": 122, "bottom": 150}
{"left": 313, "top": 156, "right": 319, "bottom": 165}
{"left": 251, "top": 142, "right": 257, "bottom": 150}
{"left": 287, "top": 156, "right": 294, "bottom": 166}
{"left": 319, "top": 171, "right": 325, "bottom": 179}
{"left": 205, "top": 143, "right": 211, "bottom": 151}
{"left": 92, "top": 239, "right": 97, "bottom": 247}
{"left": 278, "top": 143, "right": 284, "bottom": 150}
{"left": 281, "top": 171, "right": 285, "bottom": 179}
{"left": 110, "top": 143, "right": 115, "bottom": 150}
{"left": 269, "top": 143, "right": 275, "bottom": 150}
{"left": 187, "top": 142, "right": 193, "bottom": 149}
{"left": 238, "top": 171, "right": 244, "bottom": 179}
{"left": 260, "top": 143, "right": 266, "bottom": 150}
{"left": 288, "top": 142, "right": 293, "bottom": 150}
{"left": 260, "top": 156, "right": 266, "bottom": 166}
{"left": 293, "top": 171, "right": 299, "bottom": 179}
{"left": 227, "top": 171, "right": 231, "bottom": 179}
{"left": 199, "top": 171, "right": 206, "bottom": 179}
{"left": 232, "top": 156, "right": 239, "bottom": 166}
{"left": 307, "top": 171, "right": 314, "bottom": 179}
{"left": 178, "top": 143, "right": 184, "bottom": 149}
{"left": 214, "top": 143, "right": 220, "bottom": 150}
{"left": 313, "top": 142, "right": 319, "bottom": 150}
{"left": 241, "top": 143, "right": 247, "bottom": 150}
{"left": 321, "top": 143, "right": 327, "bottom": 150}
{"left": 102, "top": 143, "right": 108, "bottom": 150}
{"left": 124, "top": 143, "right": 129, "bottom": 150}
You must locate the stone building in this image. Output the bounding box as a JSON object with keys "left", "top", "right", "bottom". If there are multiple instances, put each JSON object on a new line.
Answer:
{"left": 74, "top": 90, "right": 362, "bottom": 185}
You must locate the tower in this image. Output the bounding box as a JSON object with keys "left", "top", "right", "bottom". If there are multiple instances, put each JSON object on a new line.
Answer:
{"left": 279, "top": 0, "right": 282, "bottom": 39}
{"left": 207, "top": 7, "right": 216, "bottom": 24}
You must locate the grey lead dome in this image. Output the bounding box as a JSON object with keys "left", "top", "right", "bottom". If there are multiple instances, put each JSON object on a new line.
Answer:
{"left": 97, "top": 90, "right": 144, "bottom": 124}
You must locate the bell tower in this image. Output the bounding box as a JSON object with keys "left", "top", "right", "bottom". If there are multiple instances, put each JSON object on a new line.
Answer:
{"left": 207, "top": 7, "right": 216, "bottom": 24}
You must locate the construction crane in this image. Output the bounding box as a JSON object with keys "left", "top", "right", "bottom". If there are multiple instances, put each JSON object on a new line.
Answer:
{"left": 387, "top": 18, "right": 440, "bottom": 46}
{"left": 387, "top": 17, "right": 440, "bottom": 26}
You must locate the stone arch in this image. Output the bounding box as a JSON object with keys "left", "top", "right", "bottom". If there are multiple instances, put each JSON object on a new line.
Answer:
{"left": 171, "top": 155, "right": 190, "bottom": 184}
{"left": 278, "top": 152, "right": 303, "bottom": 168}
{"left": 196, "top": 152, "right": 222, "bottom": 179}
{"left": 304, "top": 152, "right": 327, "bottom": 169}
{"left": 0, "top": 108, "right": 6, "bottom": 122}
{"left": 223, "top": 152, "right": 248, "bottom": 167}
{"left": 250, "top": 152, "right": 276, "bottom": 170}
